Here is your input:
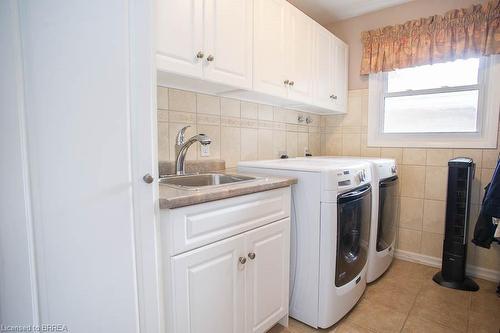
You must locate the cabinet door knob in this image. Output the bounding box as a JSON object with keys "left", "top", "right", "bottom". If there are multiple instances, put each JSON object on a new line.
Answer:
{"left": 248, "top": 252, "right": 256, "bottom": 260}
{"left": 143, "top": 173, "right": 154, "bottom": 184}
{"left": 283, "top": 79, "right": 289, "bottom": 85}
{"left": 239, "top": 257, "right": 247, "bottom": 264}
{"left": 196, "top": 51, "right": 204, "bottom": 59}
{"left": 289, "top": 81, "right": 294, "bottom": 86}
{"left": 206, "top": 55, "right": 214, "bottom": 62}
{"left": 330, "top": 94, "right": 337, "bottom": 100}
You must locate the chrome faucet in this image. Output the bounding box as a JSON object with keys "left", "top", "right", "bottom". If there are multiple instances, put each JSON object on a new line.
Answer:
{"left": 174, "top": 125, "right": 211, "bottom": 175}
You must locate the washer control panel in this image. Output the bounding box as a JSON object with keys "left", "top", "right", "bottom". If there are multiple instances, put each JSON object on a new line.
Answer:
{"left": 336, "top": 167, "right": 370, "bottom": 189}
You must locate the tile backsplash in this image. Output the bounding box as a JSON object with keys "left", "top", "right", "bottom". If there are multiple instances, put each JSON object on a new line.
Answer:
{"left": 321, "top": 89, "right": 500, "bottom": 273}
{"left": 157, "top": 86, "right": 321, "bottom": 168}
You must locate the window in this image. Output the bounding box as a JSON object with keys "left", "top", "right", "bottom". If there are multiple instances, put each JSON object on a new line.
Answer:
{"left": 368, "top": 56, "right": 500, "bottom": 148}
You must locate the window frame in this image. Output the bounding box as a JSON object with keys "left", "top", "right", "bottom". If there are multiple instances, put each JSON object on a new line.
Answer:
{"left": 367, "top": 55, "right": 500, "bottom": 148}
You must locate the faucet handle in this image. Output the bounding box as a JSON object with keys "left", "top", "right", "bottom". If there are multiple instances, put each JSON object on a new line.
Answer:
{"left": 176, "top": 125, "right": 191, "bottom": 145}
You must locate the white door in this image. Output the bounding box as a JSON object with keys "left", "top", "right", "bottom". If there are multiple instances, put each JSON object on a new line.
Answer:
{"left": 253, "top": 0, "right": 288, "bottom": 97}
{"left": 157, "top": 0, "right": 204, "bottom": 77}
{"left": 203, "top": 0, "right": 253, "bottom": 89}
{"left": 332, "top": 37, "right": 348, "bottom": 112}
{"left": 286, "top": 5, "right": 313, "bottom": 104}
{"left": 172, "top": 234, "right": 246, "bottom": 333}
{"left": 313, "top": 24, "right": 335, "bottom": 110}
{"left": 246, "top": 219, "right": 290, "bottom": 333}
{"left": 3, "top": 0, "right": 160, "bottom": 332}
{"left": 1, "top": 1, "right": 37, "bottom": 324}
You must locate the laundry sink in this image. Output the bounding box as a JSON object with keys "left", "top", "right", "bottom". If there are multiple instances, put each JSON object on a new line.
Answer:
{"left": 159, "top": 173, "right": 257, "bottom": 189}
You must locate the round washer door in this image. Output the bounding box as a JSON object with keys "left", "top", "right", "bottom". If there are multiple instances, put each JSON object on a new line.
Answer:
{"left": 335, "top": 185, "right": 371, "bottom": 287}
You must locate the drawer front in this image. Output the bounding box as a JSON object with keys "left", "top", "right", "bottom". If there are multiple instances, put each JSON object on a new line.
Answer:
{"left": 169, "top": 187, "right": 290, "bottom": 256}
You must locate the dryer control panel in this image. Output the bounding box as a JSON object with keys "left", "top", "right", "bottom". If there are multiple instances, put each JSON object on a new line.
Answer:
{"left": 376, "top": 161, "right": 398, "bottom": 180}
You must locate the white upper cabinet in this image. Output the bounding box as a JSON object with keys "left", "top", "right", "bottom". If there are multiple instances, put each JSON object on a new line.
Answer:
{"left": 253, "top": 0, "right": 313, "bottom": 103}
{"left": 332, "top": 36, "right": 348, "bottom": 111}
{"left": 157, "top": 0, "right": 203, "bottom": 77}
{"left": 253, "top": 0, "right": 288, "bottom": 97}
{"left": 286, "top": 5, "right": 313, "bottom": 104}
{"left": 156, "top": 0, "right": 348, "bottom": 113}
{"left": 312, "top": 26, "right": 348, "bottom": 113}
{"left": 203, "top": 0, "right": 253, "bottom": 89}
{"left": 313, "top": 25, "right": 335, "bottom": 110}
{"left": 157, "top": 0, "right": 253, "bottom": 89}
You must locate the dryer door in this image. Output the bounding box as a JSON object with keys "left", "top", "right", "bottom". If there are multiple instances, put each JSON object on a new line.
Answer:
{"left": 377, "top": 176, "right": 399, "bottom": 252}
{"left": 335, "top": 185, "right": 371, "bottom": 287}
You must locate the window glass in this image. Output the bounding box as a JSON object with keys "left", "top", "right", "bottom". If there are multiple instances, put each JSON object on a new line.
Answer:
{"left": 383, "top": 90, "right": 479, "bottom": 133}
{"left": 387, "top": 58, "right": 479, "bottom": 93}
{"left": 368, "top": 55, "right": 499, "bottom": 148}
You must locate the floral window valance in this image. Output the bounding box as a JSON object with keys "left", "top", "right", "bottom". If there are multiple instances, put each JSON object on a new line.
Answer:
{"left": 360, "top": 0, "right": 500, "bottom": 75}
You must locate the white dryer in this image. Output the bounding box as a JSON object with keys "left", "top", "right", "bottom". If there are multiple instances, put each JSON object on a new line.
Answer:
{"left": 305, "top": 157, "right": 399, "bottom": 282}
{"left": 238, "top": 159, "right": 372, "bottom": 328}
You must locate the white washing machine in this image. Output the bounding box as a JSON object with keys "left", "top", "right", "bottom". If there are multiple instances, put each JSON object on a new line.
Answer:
{"left": 238, "top": 159, "right": 372, "bottom": 328}
{"left": 304, "top": 157, "right": 399, "bottom": 283}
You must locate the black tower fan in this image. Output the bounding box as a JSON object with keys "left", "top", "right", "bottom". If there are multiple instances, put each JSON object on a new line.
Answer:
{"left": 433, "top": 158, "right": 479, "bottom": 291}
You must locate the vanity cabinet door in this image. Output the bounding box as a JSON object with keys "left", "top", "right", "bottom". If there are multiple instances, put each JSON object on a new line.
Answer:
{"left": 156, "top": 0, "right": 204, "bottom": 77}
{"left": 171, "top": 234, "right": 246, "bottom": 333}
{"left": 245, "top": 218, "right": 290, "bottom": 333}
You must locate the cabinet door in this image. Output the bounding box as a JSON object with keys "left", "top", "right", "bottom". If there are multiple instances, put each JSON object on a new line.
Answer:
{"left": 332, "top": 37, "right": 348, "bottom": 112}
{"left": 286, "top": 5, "right": 313, "bottom": 104}
{"left": 172, "top": 234, "right": 245, "bottom": 333}
{"left": 156, "top": 0, "right": 203, "bottom": 77}
{"left": 312, "top": 24, "right": 335, "bottom": 110}
{"left": 246, "top": 219, "right": 290, "bottom": 333}
{"left": 203, "top": 0, "right": 253, "bottom": 89}
{"left": 253, "top": 0, "right": 288, "bottom": 97}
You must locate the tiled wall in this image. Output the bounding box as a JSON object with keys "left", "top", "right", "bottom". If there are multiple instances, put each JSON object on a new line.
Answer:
{"left": 320, "top": 89, "right": 500, "bottom": 272}
{"left": 157, "top": 86, "right": 499, "bottom": 273}
{"left": 157, "top": 86, "right": 321, "bottom": 168}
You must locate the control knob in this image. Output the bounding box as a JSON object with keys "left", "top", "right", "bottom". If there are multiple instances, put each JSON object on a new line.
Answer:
{"left": 358, "top": 170, "right": 366, "bottom": 182}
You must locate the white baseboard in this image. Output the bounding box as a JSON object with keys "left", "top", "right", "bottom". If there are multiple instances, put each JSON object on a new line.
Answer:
{"left": 394, "top": 250, "right": 441, "bottom": 268}
{"left": 394, "top": 249, "right": 500, "bottom": 282}
{"left": 466, "top": 265, "right": 500, "bottom": 283}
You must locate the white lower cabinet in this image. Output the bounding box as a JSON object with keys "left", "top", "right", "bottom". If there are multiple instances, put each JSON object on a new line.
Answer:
{"left": 171, "top": 233, "right": 246, "bottom": 333}
{"left": 246, "top": 219, "right": 290, "bottom": 333}
{"left": 170, "top": 218, "right": 290, "bottom": 333}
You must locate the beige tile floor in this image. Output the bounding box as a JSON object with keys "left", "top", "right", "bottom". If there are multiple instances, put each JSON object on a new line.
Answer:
{"left": 269, "top": 259, "right": 500, "bottom": 333}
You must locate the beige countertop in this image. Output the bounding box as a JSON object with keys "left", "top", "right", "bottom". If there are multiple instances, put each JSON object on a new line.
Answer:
{"left": 158, "top": 172, "right": 297, "bottom": 209}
